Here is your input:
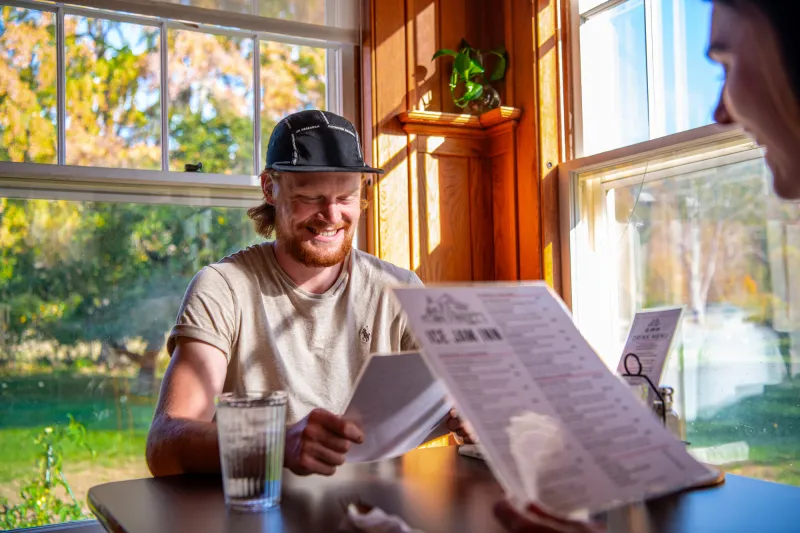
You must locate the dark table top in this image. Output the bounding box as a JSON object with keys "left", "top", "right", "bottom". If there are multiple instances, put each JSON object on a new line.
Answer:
{"left": 88, "top": 447, "right": 800, "bottom": 533}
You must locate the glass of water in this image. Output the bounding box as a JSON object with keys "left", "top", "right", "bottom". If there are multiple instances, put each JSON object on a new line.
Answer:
{"left": 216, "top": 391, "right": 287, "bottom": 511}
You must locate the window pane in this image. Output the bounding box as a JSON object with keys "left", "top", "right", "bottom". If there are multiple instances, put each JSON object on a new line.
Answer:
{"left": 580, "top": 0, "right": 649, "bottom": 156}
{"left": 259, "top": 41, "right": 327, "bottom": 165}
{"left": 579, "top": 0, "right": 613, "bottom": 14}
{"left": 649, "top": 0, "right": 723, "bottom": 137}
{"left": 168, "top": 30, "right": 254, "bottom": 175}
{"left": 65, "top": 16, "right": 161, "bottom": 169}
{"left": 0, "top": 7, "right": 57, "bottom": 164}
{"left": 584, "top": 151, "right": 800, "bottom": 487}
{"left": 0, "top": 197, "right": 259, "bottom": 529}
{"left": 258, "top": 0, "right": 326, "bottom": 25}
{"left": 151, "top": 0, "right": 331, "bottom": 26}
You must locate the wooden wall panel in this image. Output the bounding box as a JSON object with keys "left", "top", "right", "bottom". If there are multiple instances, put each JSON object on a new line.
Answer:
{"left": 412, "top": 0, "right": 441, "bottom": 111}
{"left": 366, "top": 0, "right": 571, "bottom": 289}
{"left": 488, "top": 123, "right": 519, "bottom": 280}
{"left": 415, "top": 154, "right": 474, "bottom": 282}
{"left": 374, "top": 0, "right": 412, "bottom": 269}
{"left": 438, "top": 0, "right": 468, "bottom": 114}
{"left": 469, "top": 156, "right": 494, "bottom": 281}
{"left": 508, "top": 0, "right": 543, "bottom": 281}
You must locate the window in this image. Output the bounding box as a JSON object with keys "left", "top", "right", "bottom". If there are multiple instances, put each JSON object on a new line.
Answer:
{"left": 0, "top": 6, "right": 57, "bottom": 165}
{"left": 65, "top": 14, "right": 162, "bottom": 169}
{"left": 0, "top": 196, "right": 259, "bottom": 530}
{"left": 577, "top": 0, "right": 723, "bottom": 156}
{"left": 567, "top": 0, "right": 800, "bottom": 488}
{"left": 1, "top": 1, "right": 348, "bottom": 179}
{"left": 0, "top": 0, "right": 355, "bottom": 528}
{"left": 167, "top": 28, "right": 255, "bottom": 175}
{"left": 562, "top": 127, "right": 800, "bottom": 487}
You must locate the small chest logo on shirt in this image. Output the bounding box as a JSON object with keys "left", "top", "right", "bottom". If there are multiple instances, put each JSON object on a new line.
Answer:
{"left": 360, "top": 326, "right": 371, "bottom": 344}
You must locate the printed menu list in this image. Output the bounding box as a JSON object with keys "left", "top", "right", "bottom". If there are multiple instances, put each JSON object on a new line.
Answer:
{"left": 393, "top": 284, "right": 715, "bottom": 517}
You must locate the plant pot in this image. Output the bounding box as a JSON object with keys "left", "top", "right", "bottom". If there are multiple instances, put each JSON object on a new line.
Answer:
{"left": 468, "top": 85, "right": 501, "bottom": 115}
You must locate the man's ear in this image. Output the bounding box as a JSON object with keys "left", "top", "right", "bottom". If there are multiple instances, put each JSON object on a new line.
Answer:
{"left": 261, "top": 171, "right": 277, "bottom": 205}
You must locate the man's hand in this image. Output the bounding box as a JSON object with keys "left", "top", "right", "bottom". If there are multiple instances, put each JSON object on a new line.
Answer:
{"left": 446, "top": 408, "right": 477, "bottom": 444}
{"left": 284, "top": 408, "right": 365, "bottom": 476}
{"left": 493, "top": 500, "right": 604, "bottom": 533}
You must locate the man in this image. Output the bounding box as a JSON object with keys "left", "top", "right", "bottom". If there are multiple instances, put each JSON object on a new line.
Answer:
{"left": 146, "top": 110, "right": 467, "bottom": 478}
{"left": 495, "top": 0, "right": 800, "bottom": 531}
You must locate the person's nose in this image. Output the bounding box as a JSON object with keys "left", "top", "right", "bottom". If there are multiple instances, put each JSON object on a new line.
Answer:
{"left": 713, "top": 88, "right": 733, "bottom": 125}
{"left": 318, "top": 200, "right": 342, "bottom": 225}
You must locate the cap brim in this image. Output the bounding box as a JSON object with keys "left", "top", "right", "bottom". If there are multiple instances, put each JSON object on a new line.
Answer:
{"left": 268, "top": 164, "right": 384, "bottom": 174}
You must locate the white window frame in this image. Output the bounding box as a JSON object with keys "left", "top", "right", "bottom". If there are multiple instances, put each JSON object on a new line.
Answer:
{"left": 570, "top": 0, "right": 700, "bottom": 158}
{"left": 0, "top": 0, "right": 358, "bottom": 203}
{"left": 558, "top": 122, "right": 766, "bottom": 363}
{"left": 563, "top": 0, "right": 754, "bottom": 358}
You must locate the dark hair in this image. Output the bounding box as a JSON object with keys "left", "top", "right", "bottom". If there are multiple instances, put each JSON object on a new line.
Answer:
{"left": 713, "top": 0, "right": 800, "bottom": 101}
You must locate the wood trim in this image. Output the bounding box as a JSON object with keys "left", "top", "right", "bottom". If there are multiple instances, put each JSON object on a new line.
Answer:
{"left": 362, "top": 0, "right": 377, "bottom": 255}
{"left": 398, "top": 110, "right": 483, "bottom": 128}
{"left": 536, "top": 0, "right": 562, "bottom": 293}
{"left": 479, "top": 107, "right": 523, "bottom": 128}
{"left": 397, "top": 107, "right": 521, "bottom": 129}
{"left": 509, "top": 0, "right": 541, "bottom": 281}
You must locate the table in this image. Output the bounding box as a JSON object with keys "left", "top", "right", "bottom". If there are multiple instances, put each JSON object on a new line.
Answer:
{"left": 88, "top": 447, "right": 800, "bottom": 533}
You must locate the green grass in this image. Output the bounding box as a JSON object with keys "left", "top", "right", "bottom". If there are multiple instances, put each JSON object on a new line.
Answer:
{"left": 0, "top": 372, "right": 157, "bottom": 491}
{"left": 0, "top": 428, "right": 148, "bottom": 483}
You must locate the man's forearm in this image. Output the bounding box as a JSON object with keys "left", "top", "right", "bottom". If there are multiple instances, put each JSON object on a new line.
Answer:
{"left": 146, "top": 415, "right": 221, "bottom": 476}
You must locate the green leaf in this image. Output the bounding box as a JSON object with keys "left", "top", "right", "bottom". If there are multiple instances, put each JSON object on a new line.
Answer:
{"left": 489, "top": 54, "right": 507, "bottom": 81}
{"left": 431, "top": 48, "right": 457, "bottom": 61}
{"left": 485, "top": 48, "right": 508, "bottom": 81}
{"left": 466, "top": 58, "right": 485, "bottom": 78}
{"left": 462, "top": 81, "right": 484, "bottom": 102}
{"left": 458, "top": 38, "right": 474, "bottom": 53}
{"left": 454, "top": 53, "right": 471, "bottom": 80}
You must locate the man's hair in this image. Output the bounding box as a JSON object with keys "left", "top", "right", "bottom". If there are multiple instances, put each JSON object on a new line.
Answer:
{"left": 713, "top": 0, "right": 800, "bottom": 102}
{"left": 248, "top": 169, "right": 281, "bottom": 238}
{"left": 247, "top": 170, "right": 370, "bottom": 239}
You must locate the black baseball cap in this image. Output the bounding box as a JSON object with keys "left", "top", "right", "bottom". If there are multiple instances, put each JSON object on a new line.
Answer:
{"left": 265, "top": 110, "right": 384, "bottom": 174}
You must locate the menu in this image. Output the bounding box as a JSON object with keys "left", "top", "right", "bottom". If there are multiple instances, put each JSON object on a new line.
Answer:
{"left": 392, "top": 283, "right": 715, "bottom": 517}
{"left": 342, "top": 352, "right": 451, "bottom": 463}
{"left": 617, "top": 307, "right": 683, "bottom": 389}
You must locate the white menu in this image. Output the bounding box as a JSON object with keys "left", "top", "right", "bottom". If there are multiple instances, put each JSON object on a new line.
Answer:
{"left": 392, "top": 283, "right": 715, "bottom": 517}
{"left": 617, "top": 307, "right": 684, "bottom": 387}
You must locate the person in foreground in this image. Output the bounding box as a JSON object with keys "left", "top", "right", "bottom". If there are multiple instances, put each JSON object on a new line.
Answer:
{"left": 146, "top": 110, "right": 468, "bottom": 478}
{"left": 493, "top": 0, "right": 800, "bottom": 531}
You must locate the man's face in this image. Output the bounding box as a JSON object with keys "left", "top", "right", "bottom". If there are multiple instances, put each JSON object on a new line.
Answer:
{"left": 709, "top": 3, "right": 800, "bottom": 200}
{"left": 270, "top": 172, "right": 362, "bottom": 267}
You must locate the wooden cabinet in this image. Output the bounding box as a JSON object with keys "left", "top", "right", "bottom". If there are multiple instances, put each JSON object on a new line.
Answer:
{"left": 396, "top": 107, "right": 521, "bottom": 282}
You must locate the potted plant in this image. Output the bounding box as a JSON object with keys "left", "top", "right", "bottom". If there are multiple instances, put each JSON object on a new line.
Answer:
{"left": 432, "top": 39, "right": 507, "bottom": 114}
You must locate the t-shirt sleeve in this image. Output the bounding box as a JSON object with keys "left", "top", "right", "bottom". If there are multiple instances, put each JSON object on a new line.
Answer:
{"left": 167, "top": 266, "right": 236, "bottom": 361}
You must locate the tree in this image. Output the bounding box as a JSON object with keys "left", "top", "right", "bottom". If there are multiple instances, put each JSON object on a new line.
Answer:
{"left": 0, "top": 5, "right": 326, "bottom": 371}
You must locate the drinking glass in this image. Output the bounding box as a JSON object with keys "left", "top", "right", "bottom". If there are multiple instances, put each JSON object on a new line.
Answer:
{"left": 216, "top": 391, "right": 287, "bottom": 511}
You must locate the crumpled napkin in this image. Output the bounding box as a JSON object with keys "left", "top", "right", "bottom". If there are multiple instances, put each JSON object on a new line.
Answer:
{"left": 342, "top": 503, "right": 424, "bottom": 533}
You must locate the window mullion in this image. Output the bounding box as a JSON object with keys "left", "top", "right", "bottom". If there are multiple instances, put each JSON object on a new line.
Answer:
{"left": 160, "top": 20, "right": 169, "bottom": 173}
{"left": 253, "top": 37, "right": 261, "bottom": 176}
{"left": 644, "top": 0, "right": 658, "bottom": 140}
{"left": 57, "top": 6, "right": 66, "bottom": 165}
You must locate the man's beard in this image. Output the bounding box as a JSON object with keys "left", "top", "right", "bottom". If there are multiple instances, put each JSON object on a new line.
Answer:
{"left": 275, "top": 217, "right": 355, "bottom": 268}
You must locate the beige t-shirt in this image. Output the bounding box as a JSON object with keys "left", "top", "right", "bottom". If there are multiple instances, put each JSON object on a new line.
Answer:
{"left": 167, "top": 243, "right": 422, "bottom": 423}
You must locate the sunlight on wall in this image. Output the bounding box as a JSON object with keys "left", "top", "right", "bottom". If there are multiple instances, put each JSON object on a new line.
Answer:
{"left": 425, "top": 153, "right": 442, "bottom": 254}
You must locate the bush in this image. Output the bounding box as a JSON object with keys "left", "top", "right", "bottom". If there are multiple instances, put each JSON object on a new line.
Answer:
{"left": 0, "top": 416, "right": 94, "bottom": 529}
